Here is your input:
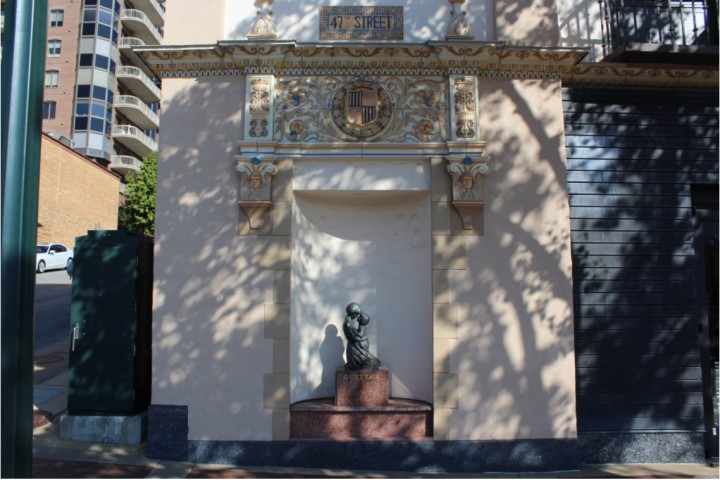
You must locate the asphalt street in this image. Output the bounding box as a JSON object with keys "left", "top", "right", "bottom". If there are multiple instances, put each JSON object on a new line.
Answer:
{"left": 34, "top": 269, "right": 72, "bottom": 351}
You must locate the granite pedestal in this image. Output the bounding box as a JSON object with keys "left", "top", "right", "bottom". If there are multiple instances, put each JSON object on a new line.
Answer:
{"left": 290, "top": 367, "right": 432, "bottom": 440}
{"left": 336, "top": 367, "right": 389, "bottom": 406}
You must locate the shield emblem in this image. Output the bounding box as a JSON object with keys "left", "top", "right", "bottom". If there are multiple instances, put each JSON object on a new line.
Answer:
{"left": 347, "top": 88, "right": 378, "bottom": 126}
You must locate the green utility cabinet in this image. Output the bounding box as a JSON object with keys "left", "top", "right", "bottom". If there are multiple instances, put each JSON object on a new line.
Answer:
{"left": 68, "top": 230, "right": 153, "bottom": 414}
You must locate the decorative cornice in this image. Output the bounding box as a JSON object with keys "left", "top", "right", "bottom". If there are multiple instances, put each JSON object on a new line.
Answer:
{"left": 564, "top": 62, "right": 719, "bottom": 89}
{"left": 135, "top": 41, "right": 718, "bottom": 88}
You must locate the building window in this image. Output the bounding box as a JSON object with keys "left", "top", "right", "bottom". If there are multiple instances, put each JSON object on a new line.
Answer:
{"left": 43, "top": 101, "right": 56, "bottom": 119}
{"left": 45, "top": 70, "right": 59, "bottom": 88}
{"left": 47, "top": 40, "right": 61, "bottom": 57}
{"left": 49, "top": 9, "right": 64, "bottom": 27}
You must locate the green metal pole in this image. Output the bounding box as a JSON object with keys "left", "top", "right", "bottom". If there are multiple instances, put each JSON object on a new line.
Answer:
{"left": 1, "top": 0, "right": 48, "bottom": 476}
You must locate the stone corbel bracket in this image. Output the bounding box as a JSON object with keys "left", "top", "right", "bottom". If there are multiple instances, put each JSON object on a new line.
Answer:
{"left": 447, "top": 153, "right": 489, "bottom": 230}
{"left": 235, "top": 155, "right": 278, "bottom": 229}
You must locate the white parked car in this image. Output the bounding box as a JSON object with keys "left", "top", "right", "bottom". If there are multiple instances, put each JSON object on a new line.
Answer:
{"left": 36, "top": 244, "right": 74, "bottom": 273}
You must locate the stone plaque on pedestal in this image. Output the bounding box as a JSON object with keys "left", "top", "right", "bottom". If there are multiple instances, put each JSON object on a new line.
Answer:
{"left": 335, "top": 367, "right": 389, "bottom": 407}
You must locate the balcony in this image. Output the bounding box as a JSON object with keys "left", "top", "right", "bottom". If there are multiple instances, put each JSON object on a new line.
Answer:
{"left": 119, "top": 36, "right": 145, "bottom": 50}
{"left": 116, "top": 66, "right": 160, "bottom": 103}
{"left": 113, "top": 124, "right": 157, "bottom": 158}
{"left": 115, "top": 95, "right": 160, "bottom": 131}
{"left": 600, "top": 0, "right": 719, "bottom": 63}
{"left": 121, "top": 9, "right": 162, "bottom": 45}
{"left": 118, "top": 37, "right": 156, "bottom": 77}
{"left": 127, "top": 0, "right": 164, "bottom": 27}
{"left": 111, "top": 155, "right": 144, "bottom": 177}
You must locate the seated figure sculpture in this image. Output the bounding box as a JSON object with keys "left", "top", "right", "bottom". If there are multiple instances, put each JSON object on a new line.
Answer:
{"left": 343, "top": 302, "right": 381, "bottom": 370}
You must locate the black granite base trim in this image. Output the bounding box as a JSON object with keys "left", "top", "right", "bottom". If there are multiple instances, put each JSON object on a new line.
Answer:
{"left": 579, "top": 432, "right": 706, "bottom": 464}
{"left": 187, "top": 438, "right": 579, "bottom": 473}
{"left": 147, "top": 404, "right": 189, "bottom": 461}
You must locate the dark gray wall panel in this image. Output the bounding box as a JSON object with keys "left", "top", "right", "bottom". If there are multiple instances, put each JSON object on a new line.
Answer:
{"left": 564, "top": 86, "right": 719, "bottom": 433}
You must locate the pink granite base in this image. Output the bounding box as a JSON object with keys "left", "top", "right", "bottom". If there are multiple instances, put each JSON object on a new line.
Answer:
{"left": 290, "top": 398, "right": 432, "bottom": 440}
{"left": 335, "top": 368, "right": 389, "bottom": 407}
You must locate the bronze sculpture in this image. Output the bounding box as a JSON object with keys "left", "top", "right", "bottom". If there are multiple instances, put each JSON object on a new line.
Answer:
{"left": 343, "top": 302, "right": 381, "bottom": 370}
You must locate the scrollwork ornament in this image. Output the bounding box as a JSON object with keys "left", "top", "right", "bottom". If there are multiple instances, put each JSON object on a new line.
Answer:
{"left": 453, "top": 76, "right": 477, "bottom": 139}
{"left": 246, "top": 75, "right": 274, "bottom": 140}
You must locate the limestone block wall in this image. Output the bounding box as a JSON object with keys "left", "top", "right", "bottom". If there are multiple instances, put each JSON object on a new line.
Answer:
{"left": 430, "top": 155, "right": 467, "bottom": 440}
{"left": 256, "top": 157, "right": 293, "bottom": 440}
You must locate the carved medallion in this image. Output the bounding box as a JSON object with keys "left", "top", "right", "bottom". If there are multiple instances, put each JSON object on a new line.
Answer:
{"left": 331, "top": 79, "right": 393, "bottom": 139}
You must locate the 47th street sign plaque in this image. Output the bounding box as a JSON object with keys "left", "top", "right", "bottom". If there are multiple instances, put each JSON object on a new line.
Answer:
{"left": 320, "top": 6, "right": 404, "bottom": 40}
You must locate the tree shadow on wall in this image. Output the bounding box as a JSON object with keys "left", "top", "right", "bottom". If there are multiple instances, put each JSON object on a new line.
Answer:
{"left": 438, "top": 78, "right": 577, "bottom": 443}
{"left": 152, "top": 76, "right": 277, "bottom": 438}
{"left": 155, "top": 75, "right": 578, "bottom": 472}
{"left": 564, "top": 86, "right": 718, "bottom": 462}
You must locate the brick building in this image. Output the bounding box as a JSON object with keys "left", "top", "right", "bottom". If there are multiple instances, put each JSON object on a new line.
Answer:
{"left": 42, "top": 0, "right": 81, "bottom": 138}
{"left": 37, "top": 133, "right": 120, "bottom": 248}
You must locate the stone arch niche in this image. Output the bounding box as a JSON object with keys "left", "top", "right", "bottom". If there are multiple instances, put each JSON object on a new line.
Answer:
{"left": 290, "top": 158, "right": 433, "bottom": 406}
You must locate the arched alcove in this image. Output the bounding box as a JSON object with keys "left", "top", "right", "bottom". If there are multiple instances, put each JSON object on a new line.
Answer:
{"left": 289, "top": 159, "right": 433, "bottom": 404}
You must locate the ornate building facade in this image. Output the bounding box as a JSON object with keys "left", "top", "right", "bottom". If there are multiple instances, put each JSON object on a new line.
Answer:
{"left": 138, "top": 0, "right": 718, "bottom": 471}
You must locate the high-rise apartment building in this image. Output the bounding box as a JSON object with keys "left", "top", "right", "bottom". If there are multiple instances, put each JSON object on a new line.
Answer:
{"left": 41, "top": 0, "right": 163, "bottom": 180}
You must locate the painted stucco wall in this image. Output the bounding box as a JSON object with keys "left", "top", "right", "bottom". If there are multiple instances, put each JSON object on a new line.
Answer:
{"left": 151, "top": 76, "right": 279, "bottom": 440}
{"left": 437, "top": 77, "right": 577, "bottom": 440}
{"left": 163, "top": 0, "right": 226, "bottom": 44}
{"left": 224, "top": 0, "right": 496, "bottom": 42}
{"left": 166, "top": 0, "right": 578, "bottom": 53}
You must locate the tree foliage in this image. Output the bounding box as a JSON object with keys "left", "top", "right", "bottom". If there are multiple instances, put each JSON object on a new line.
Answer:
{"left": 118, "top": 152, "right": 157, "bottom": 237}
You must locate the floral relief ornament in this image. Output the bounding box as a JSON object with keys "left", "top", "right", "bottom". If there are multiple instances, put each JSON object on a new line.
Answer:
{"left": 249, "top": 77, "right": 272, "bottom": 138}
{"left": 453, "top": 76, "right": 476, "bottom": 139}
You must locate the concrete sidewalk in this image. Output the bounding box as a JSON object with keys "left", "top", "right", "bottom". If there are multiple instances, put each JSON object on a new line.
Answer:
{"left": 32, "top": 340, "right": 720, "bottom": 479}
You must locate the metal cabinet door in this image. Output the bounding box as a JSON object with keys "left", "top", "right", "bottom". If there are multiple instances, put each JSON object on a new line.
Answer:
{"left": 68, "top": 232, "right": 139, "bottom": 413}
